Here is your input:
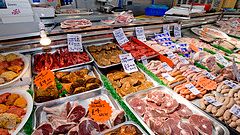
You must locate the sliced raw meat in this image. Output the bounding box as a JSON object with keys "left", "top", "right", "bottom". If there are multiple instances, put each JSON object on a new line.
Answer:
{"left": 189, "top": 124, "right": 199, "bottom": 135}
{"left": 179, "top": 122, "right": 194, "bottom": 135}
{"left": 51, "top": 119, "right": 76, "bottom": 134}
{"left": 189, "top": 115, "right": 212, "bottom": 135}
{"left": 145, "top": 108, "right": 168, "bottom": 118}
{"left": 161, "top": 98, "right": 179, "bottom": 113}
{"left": 146, "top": 90, "right": 165, "bottom": 105}
{"left": 176, "top": 104, "right": 193, "bottom": 118}
{"left": 32, "top": 122, "right": 53, "bottom": 135}
{"left": 98, "top": 123, "right": 109, "bottom": 132}
{"left": 67, "top": 105, "right": 86, "bottom": 123}
{"left": 145, "top": 101, "right": 163, "bottom": 112}
{"left": 128, "top": 97, "right": 146, "bottom": 116}
{"left": 110, "top": 110, "right": 125, "bottom": 126}
{"left": 149, "top": 117, "right": 170, "bottom": 135}
{"left": 164, "top": 118, "right": 181, "bottom": 135}
{"left": 43, "top": 104, "right": 65, "bottom": 116}
{"left": 47, "top": 114, "right": 66, "bottom": 122}
{"left": 78, "top": 118, "right": 100, "bottom": 135}
{"left": 67, "top": 126, "right": 79, "bottom": 135}
{"left": 169, "top": 112, "right": 181, "bottom": 121}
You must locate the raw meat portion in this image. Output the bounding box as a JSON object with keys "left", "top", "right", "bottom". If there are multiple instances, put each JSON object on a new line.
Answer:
{"left": 32, "top": 122, "right": 53, "bottom": 135}
{"left": 67, "top": 126, "right": 79, "bottom": 135}
{"left": 176, "top": 104, "right": 193, "bottom": 118}
{"left": 146, "top": 90, "right": 165, "bottom": 105}
{"left": 128, "top": 97, "right": 146, "bottom": 116}
{"left": 61, "top": 19, "right": 92, "bottom": 29}
{"left": 161, "top": 98, "right": 179, "bottom": 113}
{"left": 78, "top": 118, "right": 100, "bottom": 135}
{"left": 51, "top": 119, "right": 76, "bottom": 134}
{"left": 67, "top": 105, "right": 86, "bottom": 123}
{"left": 164, "top": 118, "right": 181, "bottom": 135}
{"left": 110, "top": 110, "right": 125, "bottom": 126}
{"left": 189, "top": 114, "right": 213, "bottom": 135}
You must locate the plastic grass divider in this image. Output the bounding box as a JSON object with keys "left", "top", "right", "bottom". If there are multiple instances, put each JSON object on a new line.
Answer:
{"left": 203, "top": 48, "right": 216, "bottom": 54}
{"left": 136, "top": 62, "right": 166, "bottom": 86}
{"left": 194, "top": 62, "right": 211, "bottom": 72}
{"left": 23, "top": 89, "right": 34, "bottom": 135}
{"left": 211, "top": 44, "right": 233, "bottom": 54}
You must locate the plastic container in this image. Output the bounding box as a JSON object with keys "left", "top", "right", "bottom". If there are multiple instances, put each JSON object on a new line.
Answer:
{"left": 145, "top": 4, "right": 168, "bottom": 16}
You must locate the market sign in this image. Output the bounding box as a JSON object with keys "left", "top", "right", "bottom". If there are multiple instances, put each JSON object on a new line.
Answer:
{"left": 113, "top": 28, "right": 129, "bottom": 46}
{"left": 67, "top": 34, "right": 83, "bottom": 52}
{"left": 34, "top": 70, "right": 55, "bottom": 90}
{"left": 135, "top": 27, "right": 146, "bottom": 41}
{"left": 119, "top": 53, "right": 138, "bottom": 73}
{"left": 174, "top": 24, "right": 182, "bottom": 38}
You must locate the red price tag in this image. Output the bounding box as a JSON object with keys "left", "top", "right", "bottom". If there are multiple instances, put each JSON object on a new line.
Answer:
{"left": 88, "top": 99, "right": 112, "bottom": 123}
{"left": 34, "top": 70, "right": 55, "bottom": 90}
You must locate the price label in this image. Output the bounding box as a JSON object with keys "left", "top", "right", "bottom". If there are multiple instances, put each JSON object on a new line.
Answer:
{"left": 230, "top": 104, "right": 240, "bottom": 118}
{"left": 161, "top": 62, "right": 173, "bottom": 71}
{"left": 166, "top": 51, "right": 176, "bottom": 59}
{"left": 141, "top": 55, "right": 148, "bottom": 65}
{"left": 135, "top": 27, "right": 146, "bottom": 41}
{"left": 119, "top": 53, "right": 138, "bottom": 73}
{"left": 190, "top": 66, "right": 201, "bottom": 72}
{"left": 163, "top": 25, "right": 170, "bottom": 34}
{"left": 204, "top": 96, "right": 223, "bottom": 107}
{"left": 67, "top": 34, "right": 83, "bottom": 52}
{"left": 215, "top": 53, "right": 230, "bottom": 67}
{"left": 203, "top": 71, "right": 216, "bottom": 80}
{"left": 185, "top": 83, "right": 201, "bottom": 95}
{"left": 34, "top": 70, "right": 55, "bottom": 90}
{"left": 113, "top": 28, "right": 129, "bottom": 46}
{"left": 232, "top": 58, "right": 240, "bottom": 82}
{"left": 88, "top": 99, "right": 113, "bottom": 122}
{"left": 179, "top": 56, "right": 189, "bottom": 64}
{"left": 224, "top": 80, "right": 240, "bottom": 89}
{"left": 162, "top": 73, "right": 175, "bottom": 82}
{"left": 174, "top": 24, "right": 182, "bottom": 38}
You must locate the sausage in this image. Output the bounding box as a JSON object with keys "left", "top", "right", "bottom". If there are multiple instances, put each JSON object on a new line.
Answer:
{"left": 206, "top": 104, "right": 213, "bottom": 113}
{"left": 200, "top": 98, "right": 206, "bottom": 110}
{"left": 215, "top": 106, "right": 227, "bottom": 117}
{"left": 231, "top": 115, "right": 238, "bottom": 122}
{"left": 236, "top": 126, "right": 240, "bottom": 132}
{"left": 226, "top": 98, "right": 235, "bottom": 108}
{"left": 229, "top": 122, "right": 237, "bottom": 128}
{"left": 223, "top": 97, "right": 230, "bottom": 106}
{"left": 211, "top": 106, "right": 218, "bottom": 114}
{"left": 229, "top": 89, "right": 238, "bottom": 97}
{"left": 217, "top": 81, "right": 225, "bottom": 92}
{"left": 223, "top": 110, "right": 231, "bottom": 121}
{"left": 221, "top": 89, "right": 231, "bottom": 94}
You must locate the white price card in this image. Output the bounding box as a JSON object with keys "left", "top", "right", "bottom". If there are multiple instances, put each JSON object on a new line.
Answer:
{"left": 230, "top": 104, "right": 240, "bottom": 118}
{"left": 190, "top": 66, "right": 201, "bottom": 72}
{"left": 141, "top": 56, "right": 148, "bottom": 65}
{"left": 135, "top": 27, "right": 146, "bottom": 41}
{"left": 232, "top": 58, "right": 240, "bottom": 82}
{"left": 119, "top": 53, "right": 138, "bottom": 73}
{"left": 67, "top": 34, "right": 83, "bottom": 52}
{"left": 202, "top": 70, "right": 216, "bottom": 80}
{"left": 161, "top": 62, "right": 173, "bottom": 71}
{"left": 174, "top": 24, "right": 182, "bottom": 38}
{"left": 215, "top": 53, "right": 230, "bottom": 67}
{"left": 185, "top": 83, "right": 201, "bottom": 95}
{"left": 113, "top": 28, "right": 129, "bottom": 46}
{"left": 179, "top": 56, "right": 189, "bottom": 64}
{"left": 223, "top": 80, "right": 240, "bottom": 89}
{"left": 162, "top": 73, "right": 175, "bottom": 82}
{"left": 163, "top": 25, "right": 170, "bottom": 34}
{"left": 166, "top": 51, "right": 176, "bottom": 59}
{"left": 204, "top": 96, "right": 223, "bottom": 107}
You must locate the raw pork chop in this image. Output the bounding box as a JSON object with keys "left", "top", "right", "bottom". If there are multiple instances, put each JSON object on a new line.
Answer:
{"left": 189, "top": 114, "right": 212, "bottom": 135}
{"left": 51, "top": 119, "right": 76, "bottom": 134}
{"left": 78, "top": 118, "right": 100, "bottom": 135}
{"left": 32, "top": 122, "right": 53, "bottom": 135}
{"left": 67, "top": 105, "right": 86, "bottom": 123}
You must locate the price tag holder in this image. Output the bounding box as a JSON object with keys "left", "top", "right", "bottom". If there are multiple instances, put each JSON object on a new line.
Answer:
{"left": 161, "top": 62, "right": 173, "bottom": 71}
{"left": 34, "top": 70, "right": 55, "bottom": 90}
{"left": 162, "top": 73, "right": 175, "bottom": 82}
{"left": 203, "top": 70, "right": 216, "bottom": 80}
{"left": 119, "top": 53, "right": 138, "bottom": 73}
{"left": 141, "top": 55, "right": 148, "bottom": 65}
{"left": 88, "top": 99, "right": 113, "bottom": 122}
{"left": 67, "top": 34, "right": 83, "bottom": 52}
{"left": 179, "top": 56, "right": 189, "bottom": 64}
{"left": 163, "top": 25, "right": 170, "bottom": 34}
{"left": 224, "top": 80, "right": 240, "bottom": 89}
{"left": 113, "top": 28, "right": 129, "bottom": 46}
{"left": 215, "top": 53, "right": 230, "bottom": 67}
{"left": 166, "top": 51, "right": 176, "bottom": 59}
{"left": 185, "top": 83, "right": 201, "bottom": 95}
{"left": 135, "top": 27, "right": 146, "bottom": 41}
{"left": 204, "top": 96, "right": 223, "bottom": 107}
{"left": 174, "top": 24, "right": 182, "bottom": 38}
{"left": 232, "top": 58, "right": 240, "bottom": 82}
{"left": 190, "top": 66, "right": 201, "bottom": 72}
{"left": 230, "top": 104, "right": 240, "bottom": 118}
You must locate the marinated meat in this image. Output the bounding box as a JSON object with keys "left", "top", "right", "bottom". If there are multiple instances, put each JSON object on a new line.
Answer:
{"left": 0, "top": 113, "right": 21, "bottom": 130}
{"left": 189, "top": 114, "right": 212, "bottom": 135}
{"left": 104, "top": 125, "right": 138, "bottom": 135}
{"left": 0, "top": 128, "right": 10, "bottom": 135}
{"left": 6, "top": 106, "right": 26, "bottom": 117}
{"left": 0, "top": 93, "right": 10, "bottom": 104}
{"left": 5, "top": 94, "right": 19, "bottom": 106}
{"left": 0, "top": 104, "right": 8, "bottom": 113}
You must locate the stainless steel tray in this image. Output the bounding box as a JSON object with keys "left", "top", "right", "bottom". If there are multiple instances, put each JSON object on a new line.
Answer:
{"left": 100, "top": 121, "right": 147, "bottom": 135}
{"left": 123, "top": 86, "right": 230, "bottom": 135}
{"left": 84, "top": 42, "right": 125, "bottom": 69}
{"left": 33, "top": 65, "right": 103, "bottom": 106}
{"left": 34, "top": 89, "right": 127, "bottom": 132}
{"left": 32, "top": 47, "right": 94, "bottom": 74}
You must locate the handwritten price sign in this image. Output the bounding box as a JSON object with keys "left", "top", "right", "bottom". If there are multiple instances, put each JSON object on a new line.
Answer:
{"left": 12, "top": 9, "right": 21, "bottom": 15}
{"left": 119, "top": 53, "right": 138, "bottom": 73}
{"left": 34, "top": 70, "right": 55, "bottom": 90}
{"left": 67, "top": 34, "right": 83, "bottom": 52}
{"left": 88, "top": 99, "right": 112, "bottom": 122}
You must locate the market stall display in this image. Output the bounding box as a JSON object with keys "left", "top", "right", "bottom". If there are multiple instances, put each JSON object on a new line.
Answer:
{"left": 216, "top": 18, "right": 240, "bottom": 38}
{"left": 86, "top": 43, "right": 123, "bottom": 68}
{"left": 124, "top": 86, "right": 229, "bottom": 135}
{"left": 33, "top": 89, "right": 126, "bottom": 135}
{"left": 34, "top": 65, "right": 102, "bottom": 104}
{"left": 33, "top": 48, "right": 92, "bottom": 73}
{"left": 0, "top": 89, "right": 33, "bottom": 135}
{"left": 0, "top": 53, "right": 29, "bottom": 88}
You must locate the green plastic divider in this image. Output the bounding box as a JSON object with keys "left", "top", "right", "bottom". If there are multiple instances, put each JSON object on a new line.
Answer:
{"left": 23, "top": 89, "right": 34, "bottom": 135}
{"left": 211, "top": 44, "right": 233, "bottom": 54}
